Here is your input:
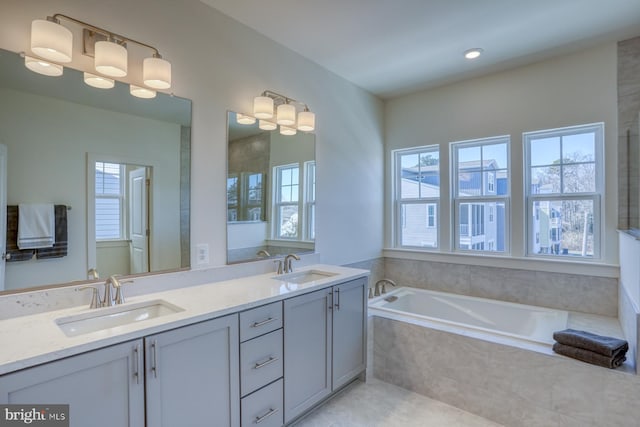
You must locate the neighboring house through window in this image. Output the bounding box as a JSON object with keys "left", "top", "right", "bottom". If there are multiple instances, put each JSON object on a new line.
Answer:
{"left": 452, "top": 136, "right": 509, "bottom": 252}
{"left": 393, "top": 145, "right": 440, "bottom": 249}
{"left": 525, "top": 123, "right": 603, "bottom": 258}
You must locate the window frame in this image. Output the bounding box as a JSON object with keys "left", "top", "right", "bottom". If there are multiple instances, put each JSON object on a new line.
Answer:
{"left": 451, "top": 136, "right": 510, "bottom": 254}
{"left": 273, "top": 163, "right": 301, "bottom": 240}
{"left": 393, "top": 145, "right": 440, "bottom": 250}
{"left": 304, "top": 160, "right": 316, "bottom": 241}
{"left": 524, "top": 122, "right": 604, "bottom": 259}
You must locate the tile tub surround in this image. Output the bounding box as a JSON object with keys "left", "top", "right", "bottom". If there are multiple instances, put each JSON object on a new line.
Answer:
{"left": 0, "top": 264, "right": 366, "bottom": 375}
{"left": 373, "top": 317, "right": 640, "bottom": 427}
{"left": 384, "top": 257, "right": 618, "bottom": 317}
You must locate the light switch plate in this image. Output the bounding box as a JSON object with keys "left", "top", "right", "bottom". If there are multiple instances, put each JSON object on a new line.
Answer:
{"left": 196, "top": 243, "right": 209, "bottom": 265}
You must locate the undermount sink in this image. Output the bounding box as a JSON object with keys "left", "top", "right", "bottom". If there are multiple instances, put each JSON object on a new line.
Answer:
{"left": 56, "top": 299, "right": 184, "bottom": 337}
{"left": 273, "top": 269, "right": 338, "bottom": 284}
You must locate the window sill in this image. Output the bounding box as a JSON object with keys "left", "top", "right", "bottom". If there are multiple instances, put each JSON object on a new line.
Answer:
{"left": 383, "top": 248, "right": 619, "bottom": 278}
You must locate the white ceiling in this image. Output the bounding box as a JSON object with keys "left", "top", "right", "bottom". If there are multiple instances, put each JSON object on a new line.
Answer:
{"left": 201, "top": 0, "right": 640, "bottom": 99}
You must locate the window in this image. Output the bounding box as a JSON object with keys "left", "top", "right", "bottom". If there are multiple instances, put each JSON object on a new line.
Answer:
{"left": 525, "top": 123, "right": 603, "bottom": 258}
{"left": 452, "top": 136, "right": 509, "bottom": 253}
{"left": 95, "top": 161, "right": 124, "bottom": 240}
{"left": 393, "top": 146, "right": 440, "bottom": 248}
{"left": 274, "top": 164, "right": 300, "bottom": 239}
{"left": 227, "top": 172, "right": 265, "bottom": 222}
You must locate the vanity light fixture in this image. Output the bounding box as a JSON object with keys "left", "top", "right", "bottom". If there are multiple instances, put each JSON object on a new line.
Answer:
{"left": 25, "top": 13, "right": 172, "bottom": 97}
{"left": 83, "top": 72, "right": 115, "bottom": 89}
{"left": 236, "top": 114, "right": 256, "bottom": 125}
{"left": 251, "top": 90, "right": 316, "bottom": 133}
{"left": 464, "top": 48, "right": 483, "bottom": 60}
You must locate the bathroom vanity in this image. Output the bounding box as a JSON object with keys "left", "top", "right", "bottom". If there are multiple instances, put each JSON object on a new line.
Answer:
{"left": 0, "top": 265, "right": 368, "bottom": 427}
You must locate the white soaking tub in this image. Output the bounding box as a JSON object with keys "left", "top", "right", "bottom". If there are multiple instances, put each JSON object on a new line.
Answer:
{"left": 369, "top": 287, "right": 568, "bottom": 345}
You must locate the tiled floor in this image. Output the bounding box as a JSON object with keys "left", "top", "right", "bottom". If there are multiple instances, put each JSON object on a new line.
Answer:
{"left": 292, "top": 378, "right": 503, "bottom": 427}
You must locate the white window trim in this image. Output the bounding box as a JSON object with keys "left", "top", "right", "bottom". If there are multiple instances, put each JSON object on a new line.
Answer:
{"left": 523, "top": 122, "right": 604, "bottom": 260}
{"left": 304, "top": 160, "right": 316, "bottom": 241}
{"left": 451, "top": 136, "right": 510, "bottom": 254}
{"left": 393, "top": 145, "right": 440, "bottom": 250}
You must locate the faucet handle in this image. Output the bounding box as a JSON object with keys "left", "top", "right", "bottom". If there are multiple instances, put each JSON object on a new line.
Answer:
{"left": 112, "top": 278, "right": 134, "bottom": 305}
{"left": 77, "top": 286, "right": 101, "bottom": 309}
{"left": 274, "top": 259, "right": 284, "bottom": 275}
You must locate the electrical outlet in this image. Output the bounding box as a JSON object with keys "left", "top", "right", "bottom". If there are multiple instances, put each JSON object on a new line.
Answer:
{"left": 196, "top": 244, "right": 209, "bottom": 265}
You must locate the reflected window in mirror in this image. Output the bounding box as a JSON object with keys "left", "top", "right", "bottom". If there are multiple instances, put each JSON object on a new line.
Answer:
{"left": 95, "top": 162, "right": 125, "bottom": 240}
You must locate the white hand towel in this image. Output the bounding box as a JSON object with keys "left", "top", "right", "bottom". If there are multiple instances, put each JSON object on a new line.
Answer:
{"left": 17, "top": 204, "right": 55, "bottom": 249}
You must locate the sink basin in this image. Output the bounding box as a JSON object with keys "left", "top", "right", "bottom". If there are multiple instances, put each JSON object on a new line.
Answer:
{"left": 273, "top": 269, "right": 338, "bottom": 284}
{"left": 56, "top": 299, "right": 184, "bottom": 337}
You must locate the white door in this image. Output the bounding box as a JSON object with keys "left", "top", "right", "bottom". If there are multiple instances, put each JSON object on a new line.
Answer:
{"left": 0, "top": 144, "right": 6, "bottom": 290}
{"left": 129, "top": 167, "right": 149, "bottom": 274}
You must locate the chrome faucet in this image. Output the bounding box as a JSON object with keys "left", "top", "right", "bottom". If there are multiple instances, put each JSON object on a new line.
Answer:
{"left": 103, "top": 275, "right": 133, "bottom": 306}
{"left": 374, "top": 279, "right": 397, "bottom": 297}
{"left": 284, "top": 253, "right": 300, "bottom": 273}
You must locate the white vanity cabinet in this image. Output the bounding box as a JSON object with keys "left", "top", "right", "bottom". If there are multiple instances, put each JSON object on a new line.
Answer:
{"left": 0, "top": 339, "right": 145, "bottom": 427}
{"left": 145, "top": 313, "right": 240, "bottom": 427}
{"left": 283, "top": 276, "right": 367, "bottom": 424}
{"left": 0, "top": 314, "right": 239, "bottom": 427}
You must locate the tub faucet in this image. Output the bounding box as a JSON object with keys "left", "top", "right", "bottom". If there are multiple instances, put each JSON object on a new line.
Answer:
{"left": 374, "top": 279, "right": 397, "bottom": 297}
{"left": 284, "top": 253, "right": 300, "bottom": 273}
{"left": 256, "top": 249, "right": 271, "bottom": 258}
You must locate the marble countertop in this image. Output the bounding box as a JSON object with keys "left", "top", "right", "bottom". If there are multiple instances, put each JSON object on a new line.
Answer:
{"left": 0, "top": 264, "right": 368, "bottom": 375}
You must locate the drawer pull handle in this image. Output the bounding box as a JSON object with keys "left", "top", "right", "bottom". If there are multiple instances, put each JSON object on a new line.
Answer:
{"left": 254, "top": 356, "right": 279, "bottom": 370}
{"left": 254, "top": 407, "right": 279, "bottom": 424}
{"left": 251, "top": 317, "right": 276, "bottom": 328}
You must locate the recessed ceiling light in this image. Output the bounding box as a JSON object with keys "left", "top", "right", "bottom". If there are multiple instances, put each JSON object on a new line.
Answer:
{"left": 464, "top": 48, "right": 483, "bottom": 60}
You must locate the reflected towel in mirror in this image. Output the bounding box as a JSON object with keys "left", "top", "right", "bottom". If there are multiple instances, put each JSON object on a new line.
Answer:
{"left": 17, "top": 204, "right": 55, "bottom": 249}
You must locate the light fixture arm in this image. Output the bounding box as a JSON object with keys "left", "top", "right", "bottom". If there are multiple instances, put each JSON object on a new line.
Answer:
{"left": 261, "top": 90, "right": 310, "bottom": 111}
{"left": 50, "top": 13, "right": 162, "bottom": 57}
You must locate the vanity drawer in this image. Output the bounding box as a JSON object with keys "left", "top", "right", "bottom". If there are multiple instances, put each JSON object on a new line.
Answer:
{"left": 240, "top": 301, "right": 283, "bottom": 342}
{"left": 241, "top": 378, "right": 283, "bottom": 427}
{"left": 240, "top": 329, "right": 283, "bottom": 396}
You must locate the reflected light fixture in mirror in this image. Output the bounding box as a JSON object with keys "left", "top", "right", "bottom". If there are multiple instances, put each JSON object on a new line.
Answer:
{"left": 251, "top": 90, "right": 316, "bottom": 133}
{"left": 236, "top": 114, "right": 256, "bottom": 125}
{"left": 130, "top": 85, "right": 157, "bottom": 99}
{"left": 259, "top": 120, "right": 277, "bottom": 131}
{"left": 25, "top": 14, "right": 171, "bottom": 98}
{"left": 84, "top": 72, "right": 115, "bottom": 89}
{"left": 24, "top": 55, "right": 63, "bottom": 76}
{"left": 280, "top": 126, "right": 297, "bottom": 136}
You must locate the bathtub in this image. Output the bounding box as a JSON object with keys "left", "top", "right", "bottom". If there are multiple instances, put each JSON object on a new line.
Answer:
{"left": 369, "top": 287, "right": 568, "bottom": 345}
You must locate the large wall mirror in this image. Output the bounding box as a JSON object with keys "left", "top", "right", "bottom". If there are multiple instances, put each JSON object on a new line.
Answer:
{"left": 226, "top": 112, "right": 315, "bottom": 264}
{"left": 0, "top": 48, "right": 191, "bottom": 292}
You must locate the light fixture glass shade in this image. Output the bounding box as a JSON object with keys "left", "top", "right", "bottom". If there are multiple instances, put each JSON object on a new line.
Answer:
{"left": 143, "top": 57, "right": 171, "bottom": 89}
{"left": 24, "top": 56, "right": 63, "bottom": 76}
{"left": 83, "top": 72, "right": 115, "bottom": 89}
{"left": 280, "top": 126, "right": 297, "bottom": 136}
{"left": 236, "top": 114, "right": 256, "bottom": 125}
{"left": 277, "top": 103, "right": 296, "bottom": 126}
{"left": 253, "top": 96, "right": 274, "bottom": 119}
{"left": 95, "top": 41, "right": 128, "bottom": 77}
{"left": 30, "top": 19, "right": 73, "bottom": 63}
{"left": 297, "top": 111, "right": 316, "bottom": 132}
{"left": 130, "top": 85, "right": 156, "bottom": 99}
{"left": 259, "top": 120, "right": 277, "bottom": 131}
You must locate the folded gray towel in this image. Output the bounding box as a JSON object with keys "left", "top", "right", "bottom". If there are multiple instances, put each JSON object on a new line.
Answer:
{"left": 553, "top": 329, "right": 628, "bottom": 357}
{"left": 553, "top": 343, "right": 626, "bottom": 369}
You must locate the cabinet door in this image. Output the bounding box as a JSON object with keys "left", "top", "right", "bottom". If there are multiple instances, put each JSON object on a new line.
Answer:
{"left": 283, "top": 288, "right": 332, "bottom": 424}
{"left": 0, "top": 339, "right": 145, "bottom": 427}
{"left": 145, "top": 314, "right": 239, "bottom": 427}
{"left": 332, "top": 277, "right": 367, "bottom": 389}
